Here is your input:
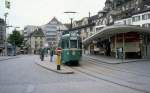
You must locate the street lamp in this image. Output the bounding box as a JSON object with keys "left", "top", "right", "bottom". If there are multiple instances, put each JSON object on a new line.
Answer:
{"left": 64, "top": 11, "right": 77, "bottom": 29}
{"left": 4, "top": 12, "right": 8, "bottom": 56}
{"left": 4, "top": 13, "right": 18, "bottom": 56}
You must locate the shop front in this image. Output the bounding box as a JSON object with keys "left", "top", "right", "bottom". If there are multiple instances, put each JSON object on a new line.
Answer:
{"left": 83, "top": 25, "right": 150, "bottom": 59}
{"left": 111, "top": 32, "right": 141, "bottom": 59}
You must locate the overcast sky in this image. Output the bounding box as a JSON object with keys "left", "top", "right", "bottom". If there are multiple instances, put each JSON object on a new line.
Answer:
{"left": 0, "top": 0, "right": 105, "bottom": 30}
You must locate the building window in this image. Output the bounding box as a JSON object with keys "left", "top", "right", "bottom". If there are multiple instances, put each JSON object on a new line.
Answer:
{"left": 137, "top": 16, "right": 140, "bottom": 21}
{"left": 142, "top": 14, "right": 148, "bottom": 20}
{"left": 142, "top": 15, "right": 146, "bottom": 20}
{"left": 123, "top": 20, "right": 126, "bottom": 25}
{"left": 132, "top": 17, "right": 135, "bottom": 22}
{"left": 148, "top": 14, "right": 150, "bottom": 19}
{"left": 142, "top": 13, "right": 150, "bottom": 20}
{"left": 35, "top": 37, "right": 37, "bottom": 39}
{"left": 35, "top": 41, "right": 38, "bottom": 48}
{"left": 132, "top": 16, "right": 140, "bottom": 22}
{"left": 0, "top": 35, "right": 3, "bottom": 40}
{"left": 142, "top": 23, "right": 150, "bottom": 28}
{"left": 40, "top": 41, "right": 43, "bottom": 47}
{"left": 47, "top": 38, "right": 56, "bottom": 41}
{"left": 0, "top": 26, "right": 3, "bottom": 31}
{"left": 127, "top": 19, "right": 131, "bottom": 25}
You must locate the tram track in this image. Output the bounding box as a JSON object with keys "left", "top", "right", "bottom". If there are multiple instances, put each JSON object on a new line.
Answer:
{"left": 78, "top": 62, "right": 138, "bottom": 81}
{"left": 70, "top": 58, "right": 150, "bottom": 93}
{"left": 83, "top": 57, "right": 150, "bottom": 77}
{"left": 71, "top": 66, "right": 150, "bottom": 93}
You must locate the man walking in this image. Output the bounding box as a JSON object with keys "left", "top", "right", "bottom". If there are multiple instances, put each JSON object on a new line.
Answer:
{"left": 50, "top": 48, "right": 54, "bottom": 62}
{"left": 40, "top": 48, "right": 44, "bottom": 61}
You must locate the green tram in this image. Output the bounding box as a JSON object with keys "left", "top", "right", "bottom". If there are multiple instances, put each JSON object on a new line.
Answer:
{"left": 58, "top": 31, "right": 82, "bottom": 65}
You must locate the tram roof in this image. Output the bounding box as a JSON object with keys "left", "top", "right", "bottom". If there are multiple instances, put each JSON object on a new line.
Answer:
{"left": 62, "top": 34, "right": 70, "bottom": 38}
{"left": 62, "top": 34, "right": 80, "bottom": 37}
{"left": 83, "top": 25, "right": 150, "bottom": 44}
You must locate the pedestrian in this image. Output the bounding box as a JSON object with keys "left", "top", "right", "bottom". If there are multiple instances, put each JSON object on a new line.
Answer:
{"left": 0, "top": 49, "right": 2, "bottom": 56}
{"left": 45, "top": 48, "right": 48, "bottom": 57}
{"left": 50, "top": 48, "right": 54, "bottom": 62}
{"left": 40, "top": 48, "right": 44, "bottom": 61}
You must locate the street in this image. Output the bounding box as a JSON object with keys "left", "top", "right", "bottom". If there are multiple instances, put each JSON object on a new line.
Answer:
{"left": 0, "top": 55, "right": 150, "bottom": 93}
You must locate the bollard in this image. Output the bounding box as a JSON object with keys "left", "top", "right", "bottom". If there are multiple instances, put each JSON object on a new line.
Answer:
{"left": 56, "top": 53, "right": 61, "bottom": 70}
{"left": 55, "top": 48, "right": 62, "bottom": 70}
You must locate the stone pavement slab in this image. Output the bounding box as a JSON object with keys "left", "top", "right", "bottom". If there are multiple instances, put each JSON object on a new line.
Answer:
{"left": 35, "top": 57, "right": 74, "bottom": 74}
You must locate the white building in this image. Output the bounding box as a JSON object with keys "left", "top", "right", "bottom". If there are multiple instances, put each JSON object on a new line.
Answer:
{"left": 23, "top": 25, "right": 38, "bottom": 41}
{"left": 114, "top": 11, "right": 150, "bottom": 28}
{"left": 0, "top": 18, "right": 5, "bottom": 55}
{"left": 41, "top": 17, "right": 67, "bottom": 48}
{"left": 29, "top": 28, "right": 46, "bottom": 54}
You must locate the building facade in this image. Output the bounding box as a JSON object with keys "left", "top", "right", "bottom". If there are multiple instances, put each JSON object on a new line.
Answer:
{"left": 26, "top": 27, "right": 46, "bottom": 54}
{"left": 23, "top": 25, "right": 38, "bottom": 41}
{"left": 109, "top": 0, "right": 150, "bottom": 58}
{"left": 0, "top": 18, "right": 5, "bottom": 56}
{"left": 41, "top": 17, "right": 67, "bottom": 48}
{"left": 76, "top": 0, "right": 150, "bottom": 59}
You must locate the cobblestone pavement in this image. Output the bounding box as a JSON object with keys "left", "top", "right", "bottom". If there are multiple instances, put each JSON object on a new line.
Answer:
{"left": 0, "top": 55, "right": 147, "bottom": 93}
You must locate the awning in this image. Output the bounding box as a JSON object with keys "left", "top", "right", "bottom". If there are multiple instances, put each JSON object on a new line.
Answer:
{"left": 83, "top": 25, "right": 150, "bottom": 44}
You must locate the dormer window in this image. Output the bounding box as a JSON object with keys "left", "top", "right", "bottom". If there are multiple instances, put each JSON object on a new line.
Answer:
{"left": 98, "top": 12, "right": 104, "bottom": 18}
{"left": 135, "top": 0, "right": 139, "bottom": 5}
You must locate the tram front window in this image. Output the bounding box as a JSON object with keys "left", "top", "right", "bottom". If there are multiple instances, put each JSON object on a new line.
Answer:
{"left": 70, "top": 40, "right": 77, "bottom": 48}
{"left": 62, "top": 40, "right": 69, "bottom": 49}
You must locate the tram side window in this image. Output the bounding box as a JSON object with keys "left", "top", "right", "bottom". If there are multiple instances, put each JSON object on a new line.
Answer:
{"left": 70, "top": 40, "right": 77, "bottom": 48}
{"left": 66, "top": 40, "right": 69, "bottom": 48}
{"left": 61, "top": 41, "right": 64, "bottom": 48}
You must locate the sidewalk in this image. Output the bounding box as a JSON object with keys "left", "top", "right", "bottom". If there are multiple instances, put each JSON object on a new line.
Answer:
{"left": 0, "top": 56, "right": 18, "bottom": 61}
{"left": 35, "top": 55, "right": 74, "bottom": 74}
{"left": 83, "top": 54, "right": 150, "bottom": 64}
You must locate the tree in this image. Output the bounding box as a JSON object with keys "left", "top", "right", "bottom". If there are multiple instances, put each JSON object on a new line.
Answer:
{"left": 7, "top": 30, "right": 24, "bottom": 47}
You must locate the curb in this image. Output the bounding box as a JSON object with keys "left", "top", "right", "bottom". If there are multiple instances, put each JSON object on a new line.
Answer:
{"left": 0, "top": 56, "right": 19, "bottom": 61}
{"left": 83, "top": 55, "right": 120, "bottom": 64}
{"left": 35, "top": 62, "right": 74, "bottom": 74}
{"left": 83, "top": 55, "right": 150, "bottom": 64}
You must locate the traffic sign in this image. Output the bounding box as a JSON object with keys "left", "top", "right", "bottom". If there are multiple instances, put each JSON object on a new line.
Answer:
{"left": 56, "top": 48, "right": 62, "bottom": 52}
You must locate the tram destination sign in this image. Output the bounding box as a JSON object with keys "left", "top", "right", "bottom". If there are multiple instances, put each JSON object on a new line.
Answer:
{"left": 70, "top": 31, "right": 77, "bottom": 40}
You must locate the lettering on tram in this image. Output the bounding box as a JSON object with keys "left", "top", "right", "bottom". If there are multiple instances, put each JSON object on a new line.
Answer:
{"left": 70, "top": 31, "right": 77, "bottom": 40}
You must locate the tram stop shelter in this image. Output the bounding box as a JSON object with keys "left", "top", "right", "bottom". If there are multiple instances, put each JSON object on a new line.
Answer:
{"left": 83, "top": 25, "right": 150, "bottom": 59}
